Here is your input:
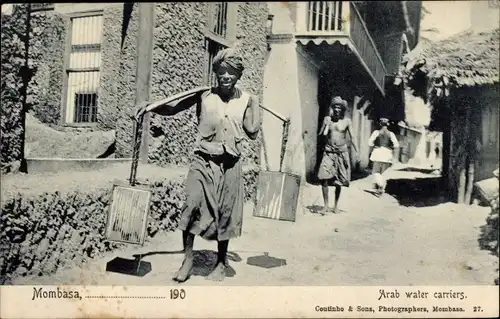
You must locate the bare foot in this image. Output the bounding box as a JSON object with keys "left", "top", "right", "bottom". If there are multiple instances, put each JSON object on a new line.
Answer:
{"left": 172, "top": 257, "right": 193, "bottom": 283}
{"left": 332, "top": 205, "right": 341, "bottom": 214}
{"left": 206, "top": 262, "right": 226, "bottom": 282}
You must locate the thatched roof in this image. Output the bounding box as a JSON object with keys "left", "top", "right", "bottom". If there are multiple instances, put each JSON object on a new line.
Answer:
{"left": 404, "top": 28, "right": 499, "bottom": 88}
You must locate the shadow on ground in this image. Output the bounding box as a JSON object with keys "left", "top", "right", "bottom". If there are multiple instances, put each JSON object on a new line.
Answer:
{"left": 351, "top": 168, "right": 372, "bottom": 182}
{"left": 305, "top": 205, "right": 346, "bottom": 215}
{"left": 125, "top": 250, "right": 242, "bottom": 278}
{"left": 385, "top": 176, "right": 448, "bottom": 208}
{"left": 396, "top": 167, "right": 440, "bottom": 174}
{"left": 305, "top": 168, "right": 371, "bottom": 186}
{"left": 106, "top": 257, "right": 152, "bottom": 277}
{"left": 306, "top": 205, "right": 324, "bottom": 214}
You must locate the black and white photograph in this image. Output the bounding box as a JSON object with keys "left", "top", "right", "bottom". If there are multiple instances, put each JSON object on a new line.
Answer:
{"left": 1, "top": 1, "right": 499, "bottom": 317}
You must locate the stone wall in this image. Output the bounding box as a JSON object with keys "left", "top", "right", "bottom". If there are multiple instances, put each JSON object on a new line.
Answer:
{"left": 4, "top": 3, "right": 268, "bottom": 163}
{"left": 24, "top": 4, "right": 139, "bottom": 135}
{"left": 232, "top": 2, "right": 268, "bottom": 167}
{"left": 110, "top": 4, "right": 140, "bottom": 157}
{"left": 147, "top": 2, "right": 268, "bottom": 167}
{"left": 1, "top": 4, "right": 30, "bottom": 172}
{"left": 97, "top": 5, "right": 128, "bottom": 132}
{"left": 25, "top": 3, "right": 129, "bottom": 132}
{"left": 147, "top": 2, "right": 207, "bottom": 165}
{"left": 28, "top": 10, "right": 67, "bottom": 126}
{"left": 0, "top": 5, "right": 70, "bottom": 168}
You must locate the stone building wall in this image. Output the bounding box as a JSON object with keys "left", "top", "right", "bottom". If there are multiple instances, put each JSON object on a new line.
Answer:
{"left": 7, "top": 3, "right": 268, "bottom": 164}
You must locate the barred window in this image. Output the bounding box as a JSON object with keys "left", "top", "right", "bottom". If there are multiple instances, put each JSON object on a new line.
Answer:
{"left": 204, "top": 2, "right": 237, "bottom": 86}
{"left": 64, "top": 14, "right": 103, "bottom": 124}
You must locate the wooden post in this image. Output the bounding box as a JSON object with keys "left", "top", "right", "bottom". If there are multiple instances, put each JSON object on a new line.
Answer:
{"left": 441, "top": 103, "right": 451, "bottom": 196}
{"left": 458, "top": 165, "right": 467, "bottom": 204}
{"left": 457, "top": 105, "right": 470, "bottom": 204}
{"left": 464, "top": 106, "right": 478, "bottom": 204}
{"left": 465, "top": 160, "right": 475, "bottom": 204}
{"left": 134, "top": 3, "right": 155, "bottom": 163}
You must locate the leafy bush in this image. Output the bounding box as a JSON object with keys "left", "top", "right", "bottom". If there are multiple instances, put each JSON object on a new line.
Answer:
{"left": 478, "top": 192, "right": 499, "bottom": 285}
{"left": 484, "top": 195, "right": 499, "bottom": 256}
{"left": 0, "top": 164, "right": 259, "bottom": 284}
{"left": 488, "top": 195, "right": 499, "bottom": 285}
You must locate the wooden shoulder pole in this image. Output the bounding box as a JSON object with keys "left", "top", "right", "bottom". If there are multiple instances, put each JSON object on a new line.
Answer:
{"left": 134, "top": 3, "right": 155, "bottom": 163}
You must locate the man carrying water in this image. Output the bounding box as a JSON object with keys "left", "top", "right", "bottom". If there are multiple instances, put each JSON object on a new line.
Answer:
{"left": 135, "top": 47, "right": 261, "bottom": 282}
{"left": 317, "top": 96, "right": 359, "bottom": 215}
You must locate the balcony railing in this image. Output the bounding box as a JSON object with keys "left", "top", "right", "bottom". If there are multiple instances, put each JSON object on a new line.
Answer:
{"left": 307, "top": 1, "right": 345, "bottom": 32}
{"left": 349, "top": 2, "right": 386, "bottom": 91}
{"left": 295, "top": 1, "right": 387, "bottom": 93}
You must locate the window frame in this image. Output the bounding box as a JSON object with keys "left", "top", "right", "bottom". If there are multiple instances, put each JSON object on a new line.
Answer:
{"left": 60, "top": 10, "right": 104, "bottom": 127}
{"left": 202, "top": 2, "right": 238, "bottom": 86}
{"left": 30, "top": 3, "right": 55, "bottom": 13}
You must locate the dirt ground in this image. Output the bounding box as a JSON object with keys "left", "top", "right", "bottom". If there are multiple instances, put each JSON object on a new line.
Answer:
{"left": 12, "top": 166, "right": 499, "bottom": 286}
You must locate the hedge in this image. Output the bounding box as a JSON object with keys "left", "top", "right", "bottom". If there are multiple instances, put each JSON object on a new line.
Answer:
{"left": 0, "top": 163, "right": 259, "bottom": 284}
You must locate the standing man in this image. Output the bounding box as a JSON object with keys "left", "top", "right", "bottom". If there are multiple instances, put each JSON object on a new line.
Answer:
{"left": 135, "top": 47, "right": 261, "bottom": 282}
{"left": 317, "top": 96, "right": 358, "bottom": 215}
{"left": 368, "top": 118, "right": 399, "bottom": 196}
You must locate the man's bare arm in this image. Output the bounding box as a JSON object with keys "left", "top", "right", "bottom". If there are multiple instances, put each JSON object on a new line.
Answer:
{"left": 153, "top": 90, "right": 210, "bottom": 116}
{"left": 346, "top": 119, "right": 358, "bottom": 153}
{"left": 319, "top": 116, "right": 331, "bottom": 136}
{"left": 243, "top": 94, "right": 261, "bottom": 140}
{"left": 135, "top": 87, "right": 211, "bottom": 119}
